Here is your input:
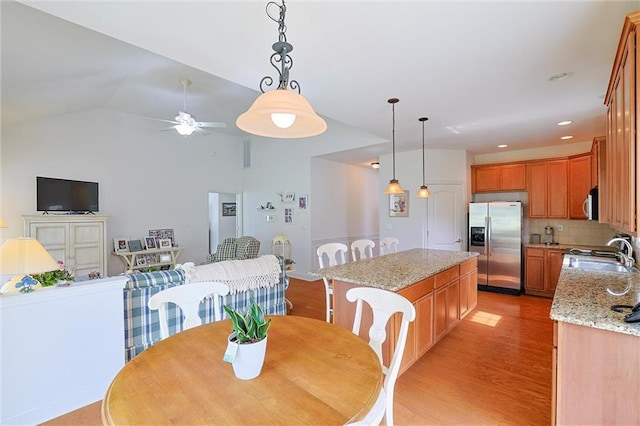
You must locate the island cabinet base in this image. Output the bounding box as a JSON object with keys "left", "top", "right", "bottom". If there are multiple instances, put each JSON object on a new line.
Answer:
{"left": 554, "top": 321, "right": 640, "bottom": 425}
{"left": 332, "top": 258, "right": 477, "bottom": 376}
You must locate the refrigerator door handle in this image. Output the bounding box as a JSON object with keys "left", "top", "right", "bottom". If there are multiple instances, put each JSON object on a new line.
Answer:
{"left": 486, "top": 216, "right": 491, "bottom": 256}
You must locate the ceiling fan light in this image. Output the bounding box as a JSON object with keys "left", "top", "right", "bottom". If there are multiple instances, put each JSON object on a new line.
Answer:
{"left": 237, "top": 89, "right": 327, "bottom": 138}
{"left": 271, "top": 112, "right": 296, "bottom": 129}
{"left": 417, "top": 185, "right": 432, "bottom": 198}
{"left": 175, "top": 123, "right": 195, "bottom": 136}
{"left": 384, "top": 179, "right": 405, "bottom": 195}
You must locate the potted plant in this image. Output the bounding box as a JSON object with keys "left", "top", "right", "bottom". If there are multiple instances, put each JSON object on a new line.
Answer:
{"left": 223, "top": 298, "right": 271, "bottom": 380}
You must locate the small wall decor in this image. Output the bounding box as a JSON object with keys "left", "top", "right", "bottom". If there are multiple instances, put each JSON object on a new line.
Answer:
{"left": 128, "top": 240, "right": 143, "bottom": 252}
{"left": 222, "top": 202, "right": 237, "bottom": 217}
{"left": 284, "top": 207, "right": 293, "bottom": 224}
{"left": 149, "top": 229, "right": 175, "bottom": 246}
{"left": 145, "top": 237, "right": 157, "bottom": 250}
{"left": 114, "top": 238, "right": 129, "bottom": 252}
{"left": 389, "top": 192, "right": 409, "bottom": 217}
{"left": 298, "top": 195, "right": 308, "bottom": 210}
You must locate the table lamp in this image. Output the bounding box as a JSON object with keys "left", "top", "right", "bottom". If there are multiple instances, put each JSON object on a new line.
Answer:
{"left": 0, "top": 237, "right": 59, "bottom": 294}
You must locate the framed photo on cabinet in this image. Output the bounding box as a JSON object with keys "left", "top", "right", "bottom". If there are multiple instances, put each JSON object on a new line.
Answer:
{"left": 114, "top": 238, "right": 129, "bottom": 252}
{"left": 145, "top": 237, "right": 157, "bottom": 250}
{"left": 158, "top": 238, "right": 172, "bottom": 249}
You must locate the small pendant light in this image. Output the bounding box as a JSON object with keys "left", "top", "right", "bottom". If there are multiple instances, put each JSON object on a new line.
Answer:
{"left": 384, "top": 98, "right": 405, "bottom": 195}
{"left": 416, "top": 116, "right": 432, "bottom": 198}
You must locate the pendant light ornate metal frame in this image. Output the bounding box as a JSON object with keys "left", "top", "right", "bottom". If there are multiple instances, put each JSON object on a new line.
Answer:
{"left": 384, "top": 98, "right": 405, "bottom": 195}
{"left": 236, "top": 1, "right": 327, "bottom": 139}
{"left": 416, "top": 117, "right": 432, "bottom": 198}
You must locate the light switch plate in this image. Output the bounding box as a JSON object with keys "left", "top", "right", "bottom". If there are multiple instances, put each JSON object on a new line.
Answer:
{"left": 266, "top": 215, "right": 274, "bottom": 222}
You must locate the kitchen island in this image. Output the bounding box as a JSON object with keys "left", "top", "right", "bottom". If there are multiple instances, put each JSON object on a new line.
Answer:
{"left": 550, "top": 264, "right": 640, "bottom": 425}
{"left": 311, "top": 248, "right": 478, "bottom": 375}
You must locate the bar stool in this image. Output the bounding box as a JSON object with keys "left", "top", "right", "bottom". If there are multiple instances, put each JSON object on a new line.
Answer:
{"left": 379, "top": 237, "right": 399, "bottom": 255}
{"left": 351, "top": 239, "right": 375, "bottom": 261}
{"left": 316, "top": 243, "right": 348, "bottom": 323}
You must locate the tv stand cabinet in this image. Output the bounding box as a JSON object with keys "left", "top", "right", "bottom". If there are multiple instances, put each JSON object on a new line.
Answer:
{"left": 23, "top": 215, "right": 108, "bottom": 279}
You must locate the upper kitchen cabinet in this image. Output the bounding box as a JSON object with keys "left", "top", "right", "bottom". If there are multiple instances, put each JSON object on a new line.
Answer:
{"left": 604, "top": 11, "right": 638, "bottom": 235}
{"left": 568, "top": 153, "right": 592, "bottom": 219}
{"left": 471, "top": 163, "right": 526, "bottom": 193}
{"left": 528, "top": 159, "right": 568, "bottom": 219}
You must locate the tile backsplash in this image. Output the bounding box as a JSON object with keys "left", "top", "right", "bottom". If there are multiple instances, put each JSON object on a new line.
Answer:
{"left": 528, "top": 219, "right": 615, "bottom": 246}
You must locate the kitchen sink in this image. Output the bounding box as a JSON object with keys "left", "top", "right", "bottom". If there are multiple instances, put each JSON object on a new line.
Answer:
{"left": 565, "top": 256, "right": 629, "bottom": 273}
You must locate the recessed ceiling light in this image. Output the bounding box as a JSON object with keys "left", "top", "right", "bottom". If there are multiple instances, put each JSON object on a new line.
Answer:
{"left": 561, "top": 135, "right": 573, "bottom": 140}
{"left": 370, "top": 162, "right": 380, "bottom": 169}
{"left": 497, "top": 144, "right": 508, "bottom": 148}
{"left": 557, "top": 120, "right": 572, "bottom": 126}
{"left": 549, "top": 72, "right": 574, "bottom": 82}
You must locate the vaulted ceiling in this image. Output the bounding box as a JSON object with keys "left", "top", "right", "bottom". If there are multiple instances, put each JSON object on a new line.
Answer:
{"left": 2, "top": 1, "right": 637, "bottom": 166}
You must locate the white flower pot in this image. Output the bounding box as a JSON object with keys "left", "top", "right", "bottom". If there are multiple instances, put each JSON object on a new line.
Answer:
{"left": 229, "top": 333, "right": 268, "bottom": 380}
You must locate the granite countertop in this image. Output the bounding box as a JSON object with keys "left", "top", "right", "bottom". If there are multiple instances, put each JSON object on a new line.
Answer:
{"left": 309, "top": 248, "right": 478, "bottom": 292}
{"left": 550, "top": 266, "right": 640, "bottom": 337}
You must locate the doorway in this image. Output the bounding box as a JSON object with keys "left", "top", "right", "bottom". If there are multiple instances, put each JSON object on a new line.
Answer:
{"left": 208, "top": 192, "right": 243, "bottom": 253}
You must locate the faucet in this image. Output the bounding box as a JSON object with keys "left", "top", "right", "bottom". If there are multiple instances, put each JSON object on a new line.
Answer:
{"left": 607, "top": 237, "right": 635, "bottom": 269}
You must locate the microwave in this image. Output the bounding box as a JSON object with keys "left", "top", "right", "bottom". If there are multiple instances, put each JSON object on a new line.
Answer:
{"left": 586, "top": 186, "right": 598, "bottom": 220}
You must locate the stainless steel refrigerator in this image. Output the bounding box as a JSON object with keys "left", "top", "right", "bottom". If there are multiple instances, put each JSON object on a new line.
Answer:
{"left": 469, "top": 201, "right": 523, "bottom": 294}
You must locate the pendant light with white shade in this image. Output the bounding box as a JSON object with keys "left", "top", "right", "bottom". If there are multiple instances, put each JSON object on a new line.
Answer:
{"left": 416, "top": 117, "right": 432, "bottom": 198}
{"left": 384, "top": 98, "right": 405, "bottom": 195}
{"left": 236, "top": 0, "right": 327, "bottom": 139}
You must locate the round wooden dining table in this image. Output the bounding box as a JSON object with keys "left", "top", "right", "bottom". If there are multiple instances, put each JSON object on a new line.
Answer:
{"left": 102, "top": 315, "right": 383, "bottom": 425}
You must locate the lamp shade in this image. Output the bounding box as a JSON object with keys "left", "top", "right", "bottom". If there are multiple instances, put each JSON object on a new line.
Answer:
{"left": 236, "top": 89, "right": 327, "bottom": 138}
{"left": 0, "top": 237, "right": 59, "bottom": 275}
{"left": 384, "top": 179, "right": 405, "bottom": 195}
{"left": 416, "top": 185, "right": 432, "bottom": 198}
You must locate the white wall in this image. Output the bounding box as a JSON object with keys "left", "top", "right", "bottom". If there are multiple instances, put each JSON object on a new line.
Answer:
{"left": 378, "top": 148, "right": 470, "bottom": 249}
{"left": 2, "top": 108, "right": 245, "bottom": 273}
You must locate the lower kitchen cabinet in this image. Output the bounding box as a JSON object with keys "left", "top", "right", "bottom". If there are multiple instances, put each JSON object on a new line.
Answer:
{"left": 525, "top": 247, "right": 564, "bottom": 297}
{"left": 553, "top": 321, "right": 640, "bottom": 424}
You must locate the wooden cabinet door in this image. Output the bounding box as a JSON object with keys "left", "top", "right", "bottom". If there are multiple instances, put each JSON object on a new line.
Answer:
{"left": 500, "top": 163, "right": 526, "bottom": 190}
{"left": 447, "top": 279, "right": 460, "bottom": 329}
{"left": 525, "top": 248, "right": 545, "bottom": 291}
{"left": 568, "top": 154, "right": 592, "bottom": 219}
{"left": 473, "top": 166, "right": 501, "bottom": 192}
{"left": 415, "top": 293, "right": 434, "bottom": 356}
{"left": 527, "top": 162, "right": 548, "bottom": 218}
{"left": 459, "top": 272, "right": 470, "bottom": 318}
{"left": 434, "top": 286, "right": 448, "bottom": 342}
{"left": 545, "top": 250, "right": 565, "bottom": 292}
{"left": 547, "top": 160, "right": 568, "bottom": 218}
{"left": 468, "top": 269, "right": 478, "bottom": 313}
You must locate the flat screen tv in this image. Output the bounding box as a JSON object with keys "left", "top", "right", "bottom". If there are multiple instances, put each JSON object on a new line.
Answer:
{"left": 36, "top": 176, "right": 99, "bottom": 213}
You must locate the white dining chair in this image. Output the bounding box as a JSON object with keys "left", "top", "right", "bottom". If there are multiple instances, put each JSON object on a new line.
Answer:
{"left": 351, "top": 239, "right": 376, "bottom": 261}
{"left": 346, "top": 388, "right": 386, "bottom": 426}
{"left": 316, "top": 242, "right": 348, "bottom": 323}
{"left": 379, "top": 237, "right": 399, "bottom": 256}
{"left": 148, "top": 281, "right": 230, "bottom": 339}
{"left": 346, "top": 287, "right": 416, "bottom": 426}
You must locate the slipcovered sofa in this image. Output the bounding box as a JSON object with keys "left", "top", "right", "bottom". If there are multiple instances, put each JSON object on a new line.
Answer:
{"left": 207, "top": 236, "right": 260, "bottom": 263}
{"left": 123, "top": 255, "right": 286, "bottom": 362}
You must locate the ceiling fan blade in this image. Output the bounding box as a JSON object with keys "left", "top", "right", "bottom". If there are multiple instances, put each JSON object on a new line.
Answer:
{"left": 197, "top": 121, "right": 227, "bottom": 128}
{"left": 142, "top": 115, "right": 179, "bottom": 125}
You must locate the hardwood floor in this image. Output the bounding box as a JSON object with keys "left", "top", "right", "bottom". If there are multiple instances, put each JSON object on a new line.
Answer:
{"left": 43, "top": 278, "right": 553, "bottom": 425}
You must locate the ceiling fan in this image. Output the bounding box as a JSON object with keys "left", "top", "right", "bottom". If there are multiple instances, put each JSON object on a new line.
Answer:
{"left": 156, "top": 79, "right": 226, "bottom": 136}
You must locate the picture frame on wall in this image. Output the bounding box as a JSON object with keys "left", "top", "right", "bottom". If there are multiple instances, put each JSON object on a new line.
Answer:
{"left": 145, "top": 237, "right": 157, "bottom": 250}
{"left": 128, "top": 240, "right": 143, "bottom": 252}
{"left": 222, "top": 202, "right": 236, "bottom": 217}
{"left": 284, "top": 207, "right": 293, "bottom": 224}
{"left": 114, "top": 238, "right": 129, "bottom": 252}
{"left": 298, "top": 195, "right": 308, "bottom": 210}
{"left": 158, "top": 238, "right": 172, "bottom": 249}
{"left": 389, "top": 192, "right": 409, "bottom": 217}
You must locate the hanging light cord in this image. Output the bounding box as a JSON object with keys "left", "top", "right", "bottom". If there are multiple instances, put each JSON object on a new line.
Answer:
{"left": 420, "top": 117, "right": 428, "bottom": 185}
{"left": 389, "top": 98, "right": 399, "bottom": 180}
{"left": 261, "top": 1, "right": 300, "bottom": 94}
